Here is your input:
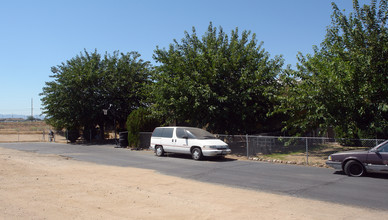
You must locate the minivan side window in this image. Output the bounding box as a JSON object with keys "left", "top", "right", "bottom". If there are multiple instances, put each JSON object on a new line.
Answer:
{"left": 176, "top": 128, "right": 186, "bottom": 138}
{"left": 152, "top": 128, "right": 163, "bottom": 137}
{"left": 161, "top": 128, "right": 174, "bottom": 138}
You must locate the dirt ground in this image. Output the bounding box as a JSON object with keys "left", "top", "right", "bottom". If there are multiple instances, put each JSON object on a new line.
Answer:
{"left": 1, "top": 147, "right": 387, "bottom": 220}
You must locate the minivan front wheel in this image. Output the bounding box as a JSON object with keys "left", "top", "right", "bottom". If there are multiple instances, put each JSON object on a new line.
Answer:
{"left": 155, "top": 146, "right": 164, "bottom": 157}
{"left": 191, "top": 148, "right": 203, "bottom": 160}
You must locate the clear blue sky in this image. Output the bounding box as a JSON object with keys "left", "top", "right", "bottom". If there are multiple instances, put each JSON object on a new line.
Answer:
{"left": 0, "top": 0, "right": 356, "bottom": 116}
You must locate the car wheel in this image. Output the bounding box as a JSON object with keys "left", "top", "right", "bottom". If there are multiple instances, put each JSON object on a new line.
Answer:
{"left": 344, "top": 160, "right": 365, "bottom": 177}
{"left": 155, "top": 146, "right": 164, "bottom": 157}
{"left": 191, "top": 148, "right": 203, "bottom": 160}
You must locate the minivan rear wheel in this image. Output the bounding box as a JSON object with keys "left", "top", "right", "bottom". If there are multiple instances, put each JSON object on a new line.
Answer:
{"left": 191, "top": 148, "right": 203, "bottom": 160}
{"left": 155, "top": 146, "right": 164, "bottom": 157}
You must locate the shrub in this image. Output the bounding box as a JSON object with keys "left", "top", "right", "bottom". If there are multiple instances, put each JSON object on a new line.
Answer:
{"left": 126, "top": 107, "right": 160, "bottom": 148}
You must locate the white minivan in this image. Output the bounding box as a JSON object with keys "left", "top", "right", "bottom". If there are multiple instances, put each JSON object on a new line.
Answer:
{"left": 150, "top": 126, "right": 231, "bottom": 160}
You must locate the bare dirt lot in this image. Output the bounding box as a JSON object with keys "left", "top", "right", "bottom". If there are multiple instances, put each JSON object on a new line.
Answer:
{"left": 1, "top": 147, "right": 387, "bottom": 219}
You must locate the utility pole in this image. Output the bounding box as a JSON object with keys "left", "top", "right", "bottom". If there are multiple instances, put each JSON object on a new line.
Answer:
{"left": 31, "top": 98, "right": 33, "bottom": 120}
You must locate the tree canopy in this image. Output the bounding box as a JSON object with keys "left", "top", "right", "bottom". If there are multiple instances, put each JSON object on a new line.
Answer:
{"left": 40, "top": 50, "right": 151, "bottom": 137}
{"left": 151, "top": 23, "right": 284, "bottom": 134}
{"left": 276, "top": 0, "right": 388, "bottom": 139}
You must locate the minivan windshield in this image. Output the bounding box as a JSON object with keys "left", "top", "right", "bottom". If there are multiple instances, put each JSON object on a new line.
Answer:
{"left": 184, "top": 127, "right": 215, "bottom": 139}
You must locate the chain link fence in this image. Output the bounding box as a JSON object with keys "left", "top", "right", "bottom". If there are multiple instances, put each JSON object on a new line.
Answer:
{"left": 0, "top": 129, "right": 62, "bottom": 143}
{"left": 217, "top": 134, "right": 386, "bottom": 163}
{"left": 0, "top": 121, "right": 64, "bottom": 143}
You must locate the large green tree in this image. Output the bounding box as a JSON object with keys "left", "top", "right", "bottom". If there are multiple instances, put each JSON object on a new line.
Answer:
{"left": 277, "top": 0, "right": 388, "bottom": 139}
{"left": 41, "top": 50, "right": 151, "bottom": 139}
{"left": 151, "top": 23, "right": 284, "bottom": 134}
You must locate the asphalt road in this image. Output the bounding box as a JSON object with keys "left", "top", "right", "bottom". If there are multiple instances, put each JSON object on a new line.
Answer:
{"left": 1, "top": 142, "right": 388, "bottom": 210}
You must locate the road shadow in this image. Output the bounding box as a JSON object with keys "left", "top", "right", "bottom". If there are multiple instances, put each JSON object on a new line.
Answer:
{"left": 366, "top": 173, "right": 388, "bottom": 179}
{"left": 163, "top": 153, "right": 237, "bottom": 162}
{"left": 333, "top": 170, "right": 388, "bottom": 179}
{"left": 67, "top": 139, "right": 119, "bottom": 146}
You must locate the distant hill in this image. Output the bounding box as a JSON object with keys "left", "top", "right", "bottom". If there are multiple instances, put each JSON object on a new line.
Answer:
{"left": 0, "top": 118, "right": 26, "bottom": 122}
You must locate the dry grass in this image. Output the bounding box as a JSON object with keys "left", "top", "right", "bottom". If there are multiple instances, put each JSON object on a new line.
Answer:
{"left": 0, "top": 121, "right": 51, "bottom": 132}
{"left": 0, "top": 121, "right": 65, "bottom": 143}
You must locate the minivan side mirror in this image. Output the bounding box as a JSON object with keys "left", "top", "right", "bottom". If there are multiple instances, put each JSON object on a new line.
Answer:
{"left": 182, "top": 135, "right": 188, "bottom": 139}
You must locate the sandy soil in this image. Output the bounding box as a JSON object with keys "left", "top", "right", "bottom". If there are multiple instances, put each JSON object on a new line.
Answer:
{"left": 1, "top": 147, "right": 387, "bottom": 220}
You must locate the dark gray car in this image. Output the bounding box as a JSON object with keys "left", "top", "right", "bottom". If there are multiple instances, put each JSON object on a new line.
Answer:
{"left": 326, "top": 140, "right": 388, "bottom": 176}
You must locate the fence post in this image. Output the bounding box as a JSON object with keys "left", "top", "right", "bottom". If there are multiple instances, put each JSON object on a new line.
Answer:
{"left": 305, "top": 138, "right": 309, "bottom": 165}
{"left": 246, "top": 134, "right": 249, "bottom": 158}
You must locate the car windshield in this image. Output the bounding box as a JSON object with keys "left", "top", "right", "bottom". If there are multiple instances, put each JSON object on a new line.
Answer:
{"left": 184, "top": 128, "right": 215, "bottom": 139}
{"left": 376, "top": 141, "right": 388, "bottom": 152}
